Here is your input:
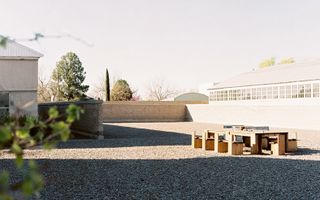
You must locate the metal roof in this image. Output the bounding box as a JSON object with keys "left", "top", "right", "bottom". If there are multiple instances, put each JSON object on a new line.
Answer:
{"left": 0, "top": 40, "right": 43, "bottom": 59}
{"left": 210, "top": 61, "right": 320, "bottom": 90}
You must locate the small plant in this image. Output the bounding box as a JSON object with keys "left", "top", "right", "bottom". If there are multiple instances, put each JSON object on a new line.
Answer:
{"left": 0, "top": 104, "right": 83, "bottom": 200}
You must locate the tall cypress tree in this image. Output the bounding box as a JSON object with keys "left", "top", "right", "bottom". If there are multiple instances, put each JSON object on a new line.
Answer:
{"left": 105, "top": 68, "right": 110, "bottom": 101}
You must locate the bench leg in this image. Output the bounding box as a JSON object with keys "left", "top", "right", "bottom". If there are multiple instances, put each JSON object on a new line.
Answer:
{"left": 202, "top": 131, "right": 207, "bottom": 150}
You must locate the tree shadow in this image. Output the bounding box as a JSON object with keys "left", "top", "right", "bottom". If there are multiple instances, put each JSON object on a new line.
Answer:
{"left": 57, "top": 123, "right": 191, "bottom": 149}
{"left": 1, "top": 156, "right": 319, "bottom": 200}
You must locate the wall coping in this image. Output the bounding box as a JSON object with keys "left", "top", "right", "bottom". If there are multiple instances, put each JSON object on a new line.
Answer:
{"left": 103, "top": 101, "right": 207, "bottom": 105}
{"left": 39, "top": 100, "right": 103, "bottom": 106}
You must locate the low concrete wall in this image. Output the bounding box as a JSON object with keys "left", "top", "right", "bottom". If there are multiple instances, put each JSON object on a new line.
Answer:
{"left": 39, "top": 100, "right": 103, "bottom": 139}
{"left": 103, "top": 101, "right": 188, "bottom": 122}
{"left": 186, "top": 104, "right": 320, "bottom": 130}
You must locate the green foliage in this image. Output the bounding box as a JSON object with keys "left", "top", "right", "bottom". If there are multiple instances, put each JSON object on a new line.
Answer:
{"left": 111, "top": 79, "right": 133, "bottom": 101}
{"left": 259, "top": 57, "right": 295, "bottom": 68}
{"left": 279, "top": 57, "right": 295, "bottom": 65}
{"left": 259, "top": 57, "right": 276, "bottom": 68}
{"left": 105, "top": 68, "right": 110, "bottom": 101}
{"left": 0, "top": 104, "right": 83, "bottom": 199}
{"left": 52, "top": 52, "right": 89, "bottom": 101}
{"left": 0, "top": 36, "right": 8, "bottom": 48}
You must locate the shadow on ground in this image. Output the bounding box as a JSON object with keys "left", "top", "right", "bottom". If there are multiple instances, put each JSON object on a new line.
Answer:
{"left": 57, "top": 123, "right": 191, "bottom": 149}
{"left": 1, "top": 157, "right": 319, "bottom": 200}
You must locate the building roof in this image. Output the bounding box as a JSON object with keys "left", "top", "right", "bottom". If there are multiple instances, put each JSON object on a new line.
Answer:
{"left": 174, "top": 92, "right": 208, "bottom": 102}
{"left": 0, "top": 40, "right": 43, "bottom": 59}
{"left": 210, "top": 61, "right": 320, "bottom": 90}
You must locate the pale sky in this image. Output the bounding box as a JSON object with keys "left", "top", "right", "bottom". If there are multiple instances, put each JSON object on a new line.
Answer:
{"left": 2, "top": 0, "right": 320, "bottom": 98}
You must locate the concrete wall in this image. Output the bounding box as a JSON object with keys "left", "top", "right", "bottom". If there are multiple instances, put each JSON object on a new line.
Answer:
{"left": 103, "top": 101, "right": 188, "bottom": 122}
{"left": 0, "top": 59, "right": 38, "bottom": 91}
{"left": 186, "top": 104, "right": 320, "bottom": 130}
{"left": 39, "top": 100, "right": 104, "bottom": 139}
{"left": 9, "top": 92, "right": 38, "bottom": 116}
{"left": 0, "top": 59, "right": 38, "bottom": 116}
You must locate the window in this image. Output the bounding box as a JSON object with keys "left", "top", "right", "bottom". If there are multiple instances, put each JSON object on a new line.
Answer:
{"left": 252, "top": 88, "right": 257, "bottom": 100}
{"left": 272, "top": 86, "right": 278, "bottom": 99}
{"left": 232, "top": 90, "right": 236, "bottom": 100}
{"left": 223, "top": 91, "right": 228, "bottom": 101}
{"left": 292, "top": 85, "right": 298, "bottom": 98}
{"left": 0, "top": 93, "right": 9, "bottom": 119}
{"left": 261, "top": 88, "right": 267, "bottom": 99}
{"left": 218, "top": 91, "right": 222, "bottom": 101}
{"left": 285, "top": 85, "right": 292, "bottom": 99}
{"left": 280, "top": 86, "right": 286, "bottom": 99}
{"left": 256, "top": 88, "right": 261, "bottom": 99}
{"left": 267, "top": 87, "right": 272, "bottom": 99}
{"left": 239, "top": 89, "right": 244, "bottom": 100}
{"left": 305, "top": 84, "right": 311, "bottom": 98}
{"left": 245, "top": 89, "right": 251, "bottom": 100}
{"left": 236, "top": 90, "right": 241, "bottom": 100}
{"left": 313, "top": 83, "right": 319, "bottom": 97}
{"left": 211, "top": 91, "right": 217, "bottom": 101}
{"left": 298, "top": 85, "right": 305, "bottom": 98}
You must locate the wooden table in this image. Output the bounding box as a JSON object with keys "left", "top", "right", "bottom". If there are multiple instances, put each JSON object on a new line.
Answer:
{"left": 228, "top": 131, "right": 289, "bottom": 155}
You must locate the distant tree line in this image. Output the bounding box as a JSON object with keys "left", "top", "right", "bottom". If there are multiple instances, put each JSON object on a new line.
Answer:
{"left": 259, "top": 57, "right": 295, "bottom": 68}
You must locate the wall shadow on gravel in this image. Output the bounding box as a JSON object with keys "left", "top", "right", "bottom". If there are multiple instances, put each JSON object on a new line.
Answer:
{"left": 57, "top": 123, "right": 191, "bottom": 149}
{"left": 289, "top": 148, "right": 320, "bottom": 156}
{"left": 0, "top": 156, "right": 319, "bottom": 200}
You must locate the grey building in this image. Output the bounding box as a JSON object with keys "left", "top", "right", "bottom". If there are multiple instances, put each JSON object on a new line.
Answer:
{"left": 0, "top": 40, "right": 42, "bottom": 117}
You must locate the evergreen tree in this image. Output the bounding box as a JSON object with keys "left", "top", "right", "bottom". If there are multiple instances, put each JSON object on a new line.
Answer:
{"left": 105, "top": 68, "right": 110, "bottom": 101}
{"left": 52, "top": 52, "right": 89, "bottom": 101}
{"left": 111, "top": 79, "right": 133, "bottom": 101}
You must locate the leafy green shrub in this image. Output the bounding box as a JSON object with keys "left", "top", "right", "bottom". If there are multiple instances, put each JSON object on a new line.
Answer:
{"left": 0, "top": 104, "right": 83, "bottom": 200}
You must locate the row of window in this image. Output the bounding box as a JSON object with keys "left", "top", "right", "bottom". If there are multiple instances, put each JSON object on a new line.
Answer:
{"left": 210, "top": 82, "right": 320, "bottom": 101}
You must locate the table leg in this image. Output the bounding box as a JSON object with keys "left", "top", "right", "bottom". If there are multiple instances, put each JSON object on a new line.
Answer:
{"left": 228, "top": 133, "right": 233, "bottom": 155}
{"left": 285, "top": 133, "right": 288, "bottom": 152}
{"left": 257, "top": 135, "right": 262, "bottom": 154}
{"left": 202, "top": 131, "right": 207, "bottom": 150}
{"left": 214, "top": 132, "right": 219, "bottom": 153}
{"left": 277, "top": 134, "right": 286, "bottom": 155}
{"left": 191, "top": 131, "right": 196, "bottom": 148}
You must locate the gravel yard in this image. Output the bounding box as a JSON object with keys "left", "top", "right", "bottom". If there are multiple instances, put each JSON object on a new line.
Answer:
{"left": 1, "top": 122, "right": 320, "bottom": 200}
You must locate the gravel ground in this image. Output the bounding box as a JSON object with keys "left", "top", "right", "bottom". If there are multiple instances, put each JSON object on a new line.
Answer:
{"left": 1, "top": 122, "right": 320, "bottom": 200}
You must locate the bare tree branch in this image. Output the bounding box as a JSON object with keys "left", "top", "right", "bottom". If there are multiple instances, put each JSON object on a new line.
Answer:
{"left": 146, "top": 79, "right": 178, "bottom": 101}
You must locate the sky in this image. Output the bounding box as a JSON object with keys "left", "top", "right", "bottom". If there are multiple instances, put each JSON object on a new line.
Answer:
{"left": 1, "top": 0, "right": 320, "bottom": 98}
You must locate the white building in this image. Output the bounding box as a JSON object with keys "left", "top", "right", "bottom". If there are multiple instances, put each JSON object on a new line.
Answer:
{"left": 187, "top": 61, "right": 320, "bottom": 130}
{"left": 198, "top": 82, "right": 219, "bottom": 96}
{"left": 0, "top": 40, "right": 42, "bottom": 117}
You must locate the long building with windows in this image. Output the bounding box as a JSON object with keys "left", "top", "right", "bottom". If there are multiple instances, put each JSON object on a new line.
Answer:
{"left": 209, "top": 61, "right": 320, "bottom": 104}
{"left": 187, "top": 61, "right": 320, "bottom": 130}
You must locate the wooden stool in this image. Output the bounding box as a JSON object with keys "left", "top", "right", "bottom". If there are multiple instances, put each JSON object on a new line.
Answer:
{"left": 287, "top": 139, "right": 297, "bottom": 152}
{"left": 192, "top": 131, "right": 202, "bottom": 148}
{"left": 232, "top": 142, "right": 244, "bottom": 155}
{"left": 205, "top": 139, "right": 215, "bottom": 150}
{"left": 270, "top": 135, "right": 286, "bottom": 155}
{"left": 202, "top": 131, "right": 215, "bottom": 150}
{"left": 218, "top": 141, "right": 228, "bottom": 153}
{"left": 251, "top": 144, "right": 259, "bottom": 154}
